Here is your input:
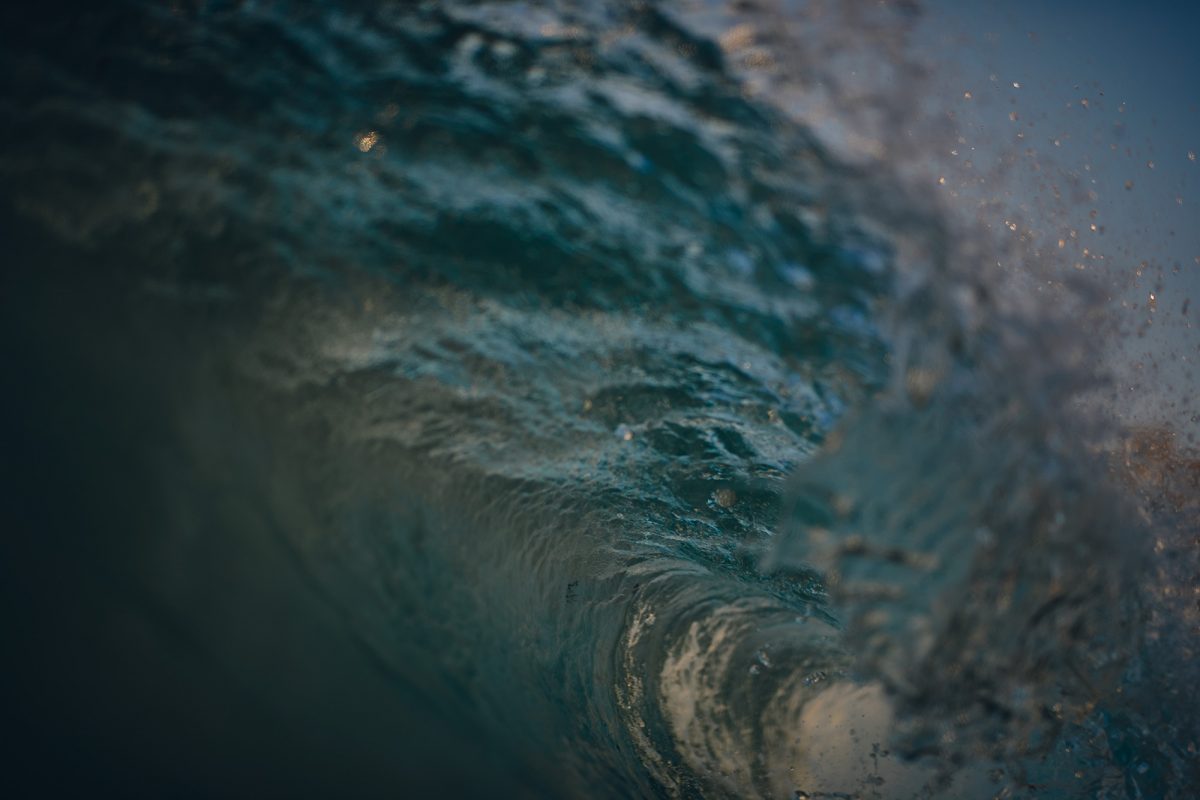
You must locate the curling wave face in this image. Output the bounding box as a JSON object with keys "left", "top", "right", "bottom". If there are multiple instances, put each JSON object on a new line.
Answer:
{"left": 0, "top": 1, "right": 1194, "bottom": 797}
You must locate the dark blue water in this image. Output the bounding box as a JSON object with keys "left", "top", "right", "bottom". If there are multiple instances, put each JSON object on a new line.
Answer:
{"left": 1, "top": 1, "right": 1195, "bottom": 797}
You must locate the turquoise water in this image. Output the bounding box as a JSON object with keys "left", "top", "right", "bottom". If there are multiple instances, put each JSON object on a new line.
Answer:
{"left": 1, "top": 1, "right": 1195, "bottom": 797}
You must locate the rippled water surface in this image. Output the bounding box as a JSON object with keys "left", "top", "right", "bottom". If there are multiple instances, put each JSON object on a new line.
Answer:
{"left": 2, "top": 1, "right": 1196, "bottom": 797}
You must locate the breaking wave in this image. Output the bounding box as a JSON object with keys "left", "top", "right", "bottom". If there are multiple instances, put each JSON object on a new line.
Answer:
{"left": 1, "top": 1, "right": 1195, "bottom": 797}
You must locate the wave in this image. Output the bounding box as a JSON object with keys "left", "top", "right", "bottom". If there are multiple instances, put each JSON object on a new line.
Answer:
{"left": 1, "top": 0, "right": 1195, "bottom": 797}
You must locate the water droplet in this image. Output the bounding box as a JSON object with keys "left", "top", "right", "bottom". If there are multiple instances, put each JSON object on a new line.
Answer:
{"left": 712, "top": 488, "right": 737, "bottom": 508}
{"left": 355, "top": 130, "right": 380, "bottom": 152}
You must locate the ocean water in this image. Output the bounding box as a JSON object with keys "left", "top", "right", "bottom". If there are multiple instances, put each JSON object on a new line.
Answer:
{"left": 1, "top": 1, "right": 1196, "bottom": 797}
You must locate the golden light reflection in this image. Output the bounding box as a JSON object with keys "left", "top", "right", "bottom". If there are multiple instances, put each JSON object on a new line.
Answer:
{"left": 356, "top": 130, "right": 380, "bottom": 153}
{"left": 719, "top": 23, "right": 756, "bottom": 53}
